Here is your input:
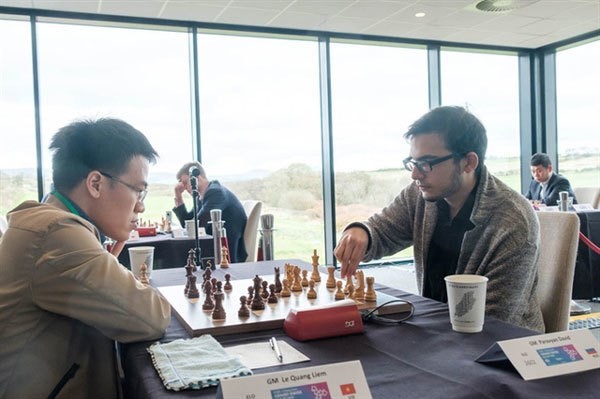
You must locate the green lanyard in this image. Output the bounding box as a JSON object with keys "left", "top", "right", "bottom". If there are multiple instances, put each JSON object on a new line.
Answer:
{"left": 51, "top": 191, "right": 80, "bottom": 217}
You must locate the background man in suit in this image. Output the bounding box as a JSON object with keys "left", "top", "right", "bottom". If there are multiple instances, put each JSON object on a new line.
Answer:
{"left": 525, "top": 152, "right": 577, "bottom": 206}
{"left": 173, "top": 161, "right": 248, "bottom": 263}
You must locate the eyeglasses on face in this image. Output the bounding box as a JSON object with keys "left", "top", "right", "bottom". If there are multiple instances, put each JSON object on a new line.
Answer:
{"left": 402, "top": 153, "right": 456, "bottom": 173}
{"left": 99, "top": 171, "right": 147, "bottom": 202}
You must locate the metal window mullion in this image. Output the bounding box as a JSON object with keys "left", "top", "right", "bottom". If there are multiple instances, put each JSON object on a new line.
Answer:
{"left": 318, "top": 37, "right": 336, "bottom": 267}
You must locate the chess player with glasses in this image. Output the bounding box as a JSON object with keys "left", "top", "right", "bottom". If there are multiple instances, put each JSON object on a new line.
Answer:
{"left": 0, "top": 118, "right": 170, "bottom": 398}
{"left": 335, "top": 106, "right": 544, "bottom": 332}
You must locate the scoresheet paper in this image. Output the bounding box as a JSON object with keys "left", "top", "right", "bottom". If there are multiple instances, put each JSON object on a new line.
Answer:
{"left": 220, "top": 360, "right": 372, "bottom": 399}
{"left": 225, "top": 340, "right": 310, "bottom": 369}
{"left": 498, "top": 329, "right": 600, "bottom": 380}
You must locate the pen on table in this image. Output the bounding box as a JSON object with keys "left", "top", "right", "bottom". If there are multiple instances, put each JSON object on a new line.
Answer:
{"left": 269, "top": 337, "right": 283, "bottom": 363}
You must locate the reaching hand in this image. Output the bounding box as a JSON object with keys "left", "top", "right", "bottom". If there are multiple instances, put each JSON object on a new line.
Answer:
{"left": 334, "top": 227, "right": 368, "bottom": 278}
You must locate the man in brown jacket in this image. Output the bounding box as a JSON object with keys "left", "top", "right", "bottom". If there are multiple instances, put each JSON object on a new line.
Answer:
{"left": 0, "top": 118, "right": 171, "bottom": 398}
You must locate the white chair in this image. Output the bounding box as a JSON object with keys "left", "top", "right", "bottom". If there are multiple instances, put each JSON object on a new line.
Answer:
{"left": 0, "top": 214, "right": 8, "bottom": 239}
{"left": 242, "top": 200, "right": 263, "bottom": 262}
{"left": 535, "top": 212, "right": 580, "bottom": 333}
{"left": 573, "top": 186, "right": 600, "bottom": 209}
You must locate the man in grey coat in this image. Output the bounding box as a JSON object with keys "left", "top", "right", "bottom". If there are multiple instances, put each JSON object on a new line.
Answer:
{"left": 335, "top": 106, "right": 544, "bottom": 332}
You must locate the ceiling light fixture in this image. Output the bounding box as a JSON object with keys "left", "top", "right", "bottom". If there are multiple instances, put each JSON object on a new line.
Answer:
{"left": 474, "top": 0, "right": 538, "bottom": 12}
{"left": 415, "top": 12, "right": 426, "bottom": 18}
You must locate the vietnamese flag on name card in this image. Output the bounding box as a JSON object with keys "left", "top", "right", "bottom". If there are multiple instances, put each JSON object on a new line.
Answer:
{"left": 340, "top": 383, "right": 356, "bottom": 395}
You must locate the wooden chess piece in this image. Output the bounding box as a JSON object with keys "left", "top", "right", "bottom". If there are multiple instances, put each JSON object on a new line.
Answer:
{"left": 365, "top": 276, "right": 377, "bottom": 303}
{"left": 247, "top": 286, "right": 254, "bottom": 304}
{"left": 307, "top": 280, "right": 317, "bottom": 299}
{"left": 285, "top": 263, "right": 294, "bottom": 283}
{"left": 212, "top": 288, "right": 226, "bottom": 320}
{"left": 187, "top": 275, "right": 199, "bottom": 299}
{"left": 334, "top": 280, "right": 345, "bottom": 300}
{"left": 184, "top": 259, "right": 195, "bottom": 295}
{"left": 139, "top": 263, "right": 150, "bottom": 285}
{"left": 344, "top": 274, "right": 354, "bottom": 295}
{"left": 224, "top": 273, "right": 233, "bottom": 291}
{"left": 301, "top": 270, "right": 309, "bottom": 287}
{"left": 238, "top": 296, "right": 250, "bottom": 318}
{"left": 187, "top": 248, "right": 197, "bottom": 272}
{"left": 261, "top": 280, "right": 269, "bottom": 299}
{"left": 291, "top": 266, "right": 303, "bottom": 292}
{"left": 211, "top": 278, "right": 218, "bottom": 294}
{"left": 267, "top": 284, "right": 278, "bottom": 304}
{"left": 354, "top": 270, "right": 365, "bottom": 302}
{"left": 250, "top": 275, "right": 265, "bottom": 310}
{"left": 311, "top": 249, "right": 321, "bottom": 282}
{"left": 202, "top": 268, "right": 212, "bottom": 286}
{"left": 326, "top": 266, "right": 336, "bottom": 289}
{"left": 347, "top": 284, "right": 355, "bottom": 300}
{"left": 220, "top": 247, "right": 229, "bottom": 268}
{"left": 280, "top": 278, "right": 291, "bottom": 297}
{"left": 274, "top": 267, "right": 282, "bottom": 293}
{"left": 202, "top": 280, "right": 214, "bottom": 310}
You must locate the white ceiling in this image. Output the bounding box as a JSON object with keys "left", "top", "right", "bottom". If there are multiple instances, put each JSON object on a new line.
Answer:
{"left": 1, "top": 0, "right": 599, "bottom": 49}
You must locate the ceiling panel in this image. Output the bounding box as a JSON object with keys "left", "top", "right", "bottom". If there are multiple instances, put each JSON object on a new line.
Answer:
{"left": 0, "top": 0, "right": 597, "bottom": 48}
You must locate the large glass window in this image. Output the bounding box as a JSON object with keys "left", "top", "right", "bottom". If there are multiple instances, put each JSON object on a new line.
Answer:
{"left": 330, "top": 41, "right": 429, "bottom": 261}
{"left": 556, "top": 40, "right": 600, "bottom": 190}
{"left": 197, "top": 33, "right": 323, "bottom": 260}
{"left": 0, "top": 17, "right": 36, "bottom": 216}
{"left": 441, "top": 49, "right": 521, "bottom": 191}
{"left": 36, "top": 20, "right": 194, "bottom": 221}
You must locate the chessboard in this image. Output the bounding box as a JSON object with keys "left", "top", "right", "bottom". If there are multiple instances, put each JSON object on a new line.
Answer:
{"left": 158, "top": 270, "right": 407, "bottom": 337}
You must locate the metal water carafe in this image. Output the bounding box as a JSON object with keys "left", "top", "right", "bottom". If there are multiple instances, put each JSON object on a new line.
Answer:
{"left": 210, "top": 209, "right": 224, "bottom": 267}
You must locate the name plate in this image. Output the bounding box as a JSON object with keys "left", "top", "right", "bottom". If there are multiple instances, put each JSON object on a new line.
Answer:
{"left": 498, "top": 329, "right": 600, "bottom": 380}
{"left": 220, "top": 360, "right": 372, "bottom": 399}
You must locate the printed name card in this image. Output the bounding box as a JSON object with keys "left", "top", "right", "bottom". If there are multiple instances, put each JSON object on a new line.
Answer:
{"left": 220, "top": 360, "right": 372, "bottom": 399}
{"left": 497, "top": 329, "right": 600, "bottom": 380}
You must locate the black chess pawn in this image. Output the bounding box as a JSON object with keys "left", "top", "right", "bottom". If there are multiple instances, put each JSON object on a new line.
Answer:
{"left": 261, "top": 280, "right": 269, "bottom": 299}
{"left": 238, "top": 295, "right": 250, "bottom": 318}
{"left": 224, "top": 273, "right": 233, "bottom": 291}
{"left": 247, "top": 286, "right": 254, "bottom": 305}
{"left": 267, "top": 283, "right": 278, "bottom": 304}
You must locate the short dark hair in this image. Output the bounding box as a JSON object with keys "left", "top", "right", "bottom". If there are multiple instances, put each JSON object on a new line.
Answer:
{"left": 176, "top": 161, "right": 206, "bottom": 180}
{"left": 49, "top": 118, "right": 159, "bottom": 192}
{"left": 403, "top": 106, "right": 488, "bottom": 175}
{"left": 530, "top": 153, "right": 551, "bottom": 168}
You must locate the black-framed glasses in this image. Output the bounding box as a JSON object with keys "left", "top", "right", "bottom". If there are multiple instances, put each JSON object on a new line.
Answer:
{"left": 99, "top": 171, "right": 147, "bottom": 202}
{"left": 402, "top": 153, "right": 456, "bottom": 173}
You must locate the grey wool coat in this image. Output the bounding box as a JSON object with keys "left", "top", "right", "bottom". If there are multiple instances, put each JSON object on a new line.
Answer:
{"left": 360, "top": 165, "right": 544, "bottom": 332}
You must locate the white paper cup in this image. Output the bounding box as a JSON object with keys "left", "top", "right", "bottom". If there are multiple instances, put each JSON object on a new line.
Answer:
{"left": 444, "top": 274, "right": 488, "bottom": 333}
{"left": 128, "top": 246, "right": 154, "bottom": 279}
{"left": 185, "top": 220, "right": 197, "bottom": 237}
